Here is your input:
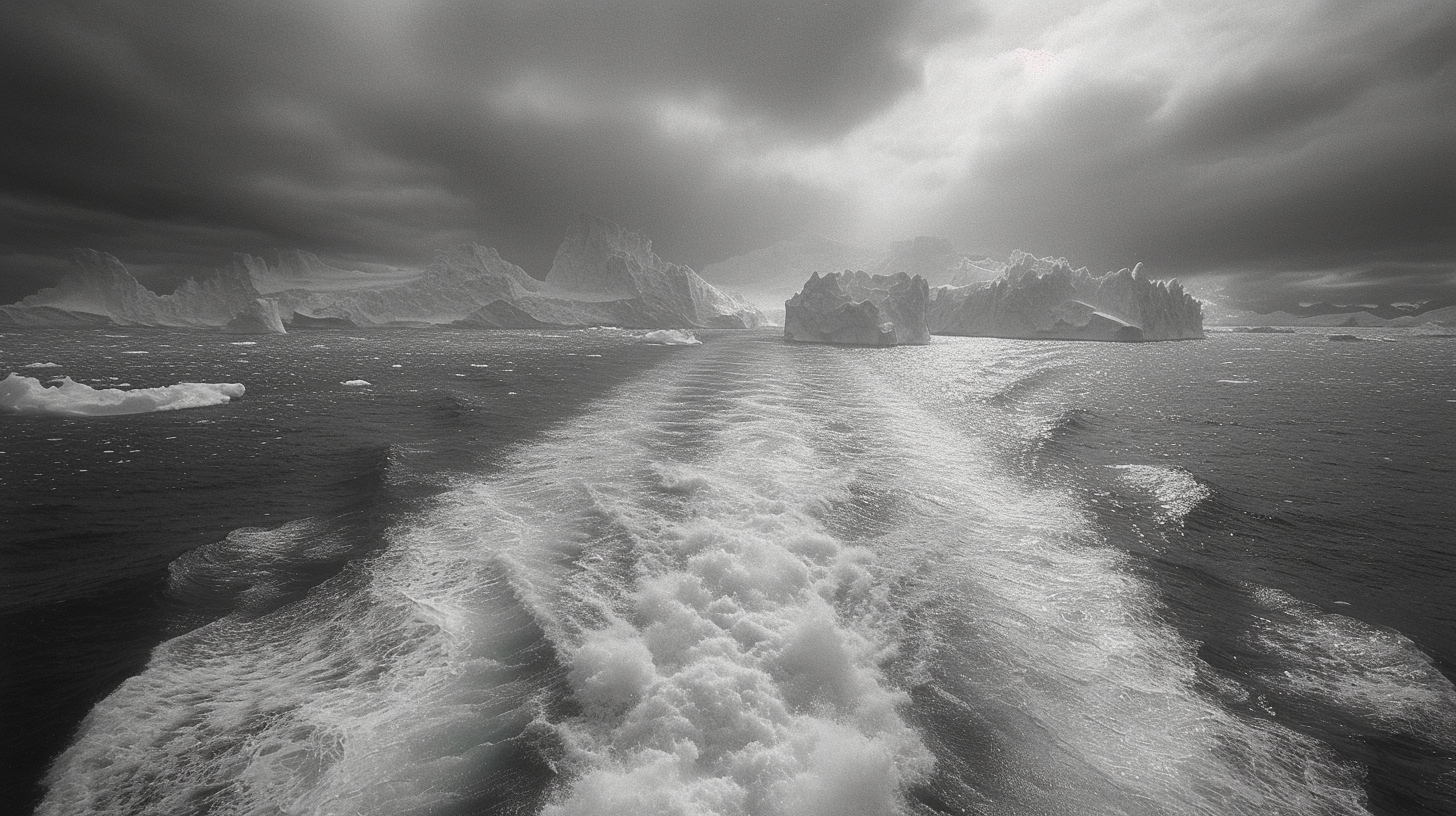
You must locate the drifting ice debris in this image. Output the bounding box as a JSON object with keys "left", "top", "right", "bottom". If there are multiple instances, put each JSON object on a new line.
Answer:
{"left": 0, "top": 374, "right": 244, "bottom": 416}
{"left": 928, "top": 251, "right": 1204, "bottom": 342}
{"left": 340, "top": 380, "right": 372, "bottom": 387}
{"left": 639, "top": 329, "right": 702, "bottom": 345}
{"left": 784, "top": 271, "right": 931, "bottom": 346}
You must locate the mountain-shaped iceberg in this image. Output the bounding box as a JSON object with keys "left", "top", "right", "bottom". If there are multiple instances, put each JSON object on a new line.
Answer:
{"left": 0, "top": 250, "right": 265, "bottom": 330}
{"left": 929, "top": 252, "right": 1204, "bottom": 342}
{"left": 533, "top": 215, "right": 767, "bottom": 328}
{"left": 0, "top": 217, "right": 766, "bottom": 331}
{"left": 784, "top": 270, "right": 930, "bottom": 346}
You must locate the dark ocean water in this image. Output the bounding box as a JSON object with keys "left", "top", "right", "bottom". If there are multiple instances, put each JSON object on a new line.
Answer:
{"left": 1, "top": 326, "right": 1452, "bottom": 815}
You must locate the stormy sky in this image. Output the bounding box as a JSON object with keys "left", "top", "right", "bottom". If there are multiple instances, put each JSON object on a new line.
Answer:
{"left": 2, "top": 0, "right": 1453, "bottom": 308}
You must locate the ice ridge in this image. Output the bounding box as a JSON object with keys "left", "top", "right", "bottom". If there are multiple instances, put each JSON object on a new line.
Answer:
{"left": 929, "top": 251, "right": 1204, "bottom": 342}
{"left": 784, "top": 271, "right": 931, "bottom": 346}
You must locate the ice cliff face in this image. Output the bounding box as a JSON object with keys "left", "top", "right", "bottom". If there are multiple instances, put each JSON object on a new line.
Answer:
{"left": 0, "top": 250, "right": 262, "bottom": 329}
{"left": 0, "top": 218, "right": 766, "bottom": 331}
{"left": 929, "top": 252, "right": 1204, "bottom": 342}
{"left": 784, "top": 271, "right": 930, "bottom": 346}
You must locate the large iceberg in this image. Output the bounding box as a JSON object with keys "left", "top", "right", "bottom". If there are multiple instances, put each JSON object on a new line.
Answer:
{"left": 530, "top": 215, "right": 766, "bottom": 328}
{"left": 929, "top": 252, "right": 1204, "bottom": 342}
{"left": 784, "top": 271, "right": 930, "bottom": 346}
{"left": 0, "top": 250, "right": 264, "bottom": 330}
{"left": 0, "top": 217, "right": 766, "bottom": 331}
{"left": 697, "top": 233, "right": 999, "bottom": 322}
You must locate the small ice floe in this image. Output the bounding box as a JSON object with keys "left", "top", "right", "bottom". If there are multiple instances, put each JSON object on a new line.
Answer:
{"left": 341, "top": 379, "right": 372, "bottom": 387}
{"left": 22, "top": 362, "right": 61, "bottom": 369}
{"left": 1217, "top": 379, "right": 1254, "bottom": 384}
{"left": 391, "top": 364, "right": 402, "bottom": 368}
{"left": 640, "top": 329, "right": 701, "bottom": 345}
{"left": 120, "top": 350, "right": 150, "bottom": 354}
{"left": 229, "top": 341, "right": 257, "bottom": 346}
{"left": 470, "top": 363, "right": 489, "bottom": 368}
{"left": 0, "top": 374, "right": 244, "bottom": 417}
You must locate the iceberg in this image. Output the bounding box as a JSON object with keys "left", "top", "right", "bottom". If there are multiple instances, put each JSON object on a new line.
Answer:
{"left": 533, "top": 215, "right": 767, "bottom": 329}
{"left": 929, "top": 252, "right": 1204, "bottom": 342}
{"left": 223, "top": 298, "right": 287, "bottom": 335}
{"left": 0, "top": 250, "right": 262, "bottom": 330}
{"left": 784, "top": 271, "right": 931, "bottom": 346}
{"left": 1, "top": 217, "right": 766, "bottom": 332}
{"left": 0, "top": 374, "right": 244, "bottom": 417}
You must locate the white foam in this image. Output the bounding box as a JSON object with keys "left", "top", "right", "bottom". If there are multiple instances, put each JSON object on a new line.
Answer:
{"left": 1250, "top": 587, "right": 1456, "bottom": 748}
{"left": 0, "top": 374, "right": 244, "bottom": 417}
{"left": 640, "top": 329, "right": 702, "bottom": 346}
{"left": 1110, "top": 463, "right": 1212, "bottom": 524}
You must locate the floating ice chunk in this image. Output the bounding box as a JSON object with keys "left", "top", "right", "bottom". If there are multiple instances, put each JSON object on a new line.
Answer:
{"left": 229, "top": 341, "right": 257, "bottom": 346}
{"left": 0, "top": 374, "right": 244, "bottom": 417}
{"left": 640, "top": 329, "right": 702, "bottom": 345}
{"left": 341, "top": 379, "right": 372, "bottom": 387}
{"left": 22, "top": 362, "right": 61, "bottom": 368}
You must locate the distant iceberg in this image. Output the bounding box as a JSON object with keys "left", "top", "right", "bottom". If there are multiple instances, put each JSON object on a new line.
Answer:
{"left": 0, "top": 217, "right": 766, "bottom": 332}
{"left": 0, "top": 250, "right": 264, "bottom": 330}
{"left": 0, "top": 374, "right": 244, "bottom": 417}
{"left": 929, "top": 252, "right": 1204, "bottom": 342}
{"left": 784, "top": 271, "right": 931, "bottom": 346}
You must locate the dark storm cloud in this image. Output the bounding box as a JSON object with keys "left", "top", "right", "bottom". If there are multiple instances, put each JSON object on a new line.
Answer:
{"left": 933, "top": 0, "right": 1456, "bottom": 308}
{"left": 3, "top": 0, "right": 1452, "bottom": 309}
{"left": 0, "top": 0, "right": 978, "bottom": 297}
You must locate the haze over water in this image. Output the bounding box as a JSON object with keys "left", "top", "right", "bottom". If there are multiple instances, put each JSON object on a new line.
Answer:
{"left": 2, "top": 327, "right": 1453, "bottom": 815}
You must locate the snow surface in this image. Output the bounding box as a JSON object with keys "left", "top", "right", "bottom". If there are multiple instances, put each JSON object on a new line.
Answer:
{"left": 0, "top": 374, "right": 244, "bottom": 416}
{"left": 784, "top": 271, "right": 931, "bottom": 346}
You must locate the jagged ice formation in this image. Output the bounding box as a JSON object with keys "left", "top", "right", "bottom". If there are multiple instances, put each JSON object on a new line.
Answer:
{"left": 784, "top": 271, "right": 930, "bottom": 346}
{"left": 929, "top": 252, "right": 1204, "bottom": 342}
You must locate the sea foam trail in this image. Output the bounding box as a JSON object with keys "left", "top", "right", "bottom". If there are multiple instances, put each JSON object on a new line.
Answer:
{"left": 39, "top": 336, "right": 1379, "bottom": 815}
{"left": 817, "top": 340, "right": 1372, "bottom": 815}
{"left": 0, "top": 373, "right": 243, "bottom": 416}
{"left": 39, "top": 339, "right": 931, "bottom": 816}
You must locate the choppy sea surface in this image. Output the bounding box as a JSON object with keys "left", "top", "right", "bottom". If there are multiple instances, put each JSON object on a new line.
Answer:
{"left": 2, "top": 326, "right": 1453, "bottom": 816}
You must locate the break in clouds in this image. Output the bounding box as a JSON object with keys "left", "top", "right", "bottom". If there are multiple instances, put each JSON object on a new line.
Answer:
{"left": 1, "top": 0, "right": 1453, "bottom": 308}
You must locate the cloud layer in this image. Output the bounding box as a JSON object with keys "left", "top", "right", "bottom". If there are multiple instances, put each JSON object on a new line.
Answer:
{"left": 2, "top": 0, "right": 1452, "bottom": 307}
